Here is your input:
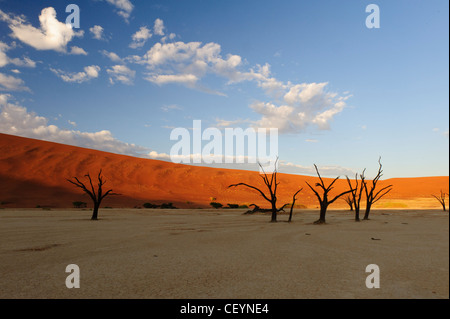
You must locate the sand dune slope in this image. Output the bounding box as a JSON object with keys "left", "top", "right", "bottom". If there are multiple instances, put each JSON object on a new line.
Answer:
{"left": 0, "top": 133, "right": 448, "bottom": 209}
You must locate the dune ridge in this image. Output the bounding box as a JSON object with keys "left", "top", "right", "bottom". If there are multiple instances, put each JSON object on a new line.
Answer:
{"left": 0, "top": 133, "right": 448, "bottom": 209}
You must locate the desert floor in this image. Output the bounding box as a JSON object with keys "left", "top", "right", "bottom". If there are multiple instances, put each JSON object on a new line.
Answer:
{"left": 0, "top": 208, "right": 448, "bottom": 299}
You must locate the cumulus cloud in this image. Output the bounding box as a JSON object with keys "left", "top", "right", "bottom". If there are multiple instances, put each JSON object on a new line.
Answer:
{"left": 0, "top": 7, "right": 84, "bottom": 53}
{"left": 0, "top": 94, "right": 149, "bottom": 156}
{"left": 0, "top": 42, "right": 8, "bottom": 68}
{"left": 89, "top": 25, "right": 104, "bottom": 40}
{"left": 0, "top": 41, "right": 37, "bottom": 68}
{"left": 153, "top": 18, "right": 165, "bottom": 36}
{"left": 0, "top": 72, "right": 29, "bottom": 91}
{"left": 161, "top": 33, "right": 176, "bottom": 43}
{"left": 130, "top": 38, "right": 350, "bottom": 131}
{"left": 51, "top": 65, "right": 100, "bottom": 83}
{"left": 145, "top": 73, "right": 198, "bottom": 86}
{"left": 249, "top": 83, "right": 351, "bottom": 133}
{"left": 105, "top": 0, "right": 134, "bottom": 22}
{"left": 100, "top": 50, "right": 123, "bottom": 63}
{"left": 129, "top": 26, "right": 152, "bottom": 49}
{"left": 137, "top": 41, "right": 244, "bottom": 93}
{"left": 69, "top": 46, "right": 87, "bottom": 55}
{"left": 107, "top": 64, "right": 135, "bottom": 85}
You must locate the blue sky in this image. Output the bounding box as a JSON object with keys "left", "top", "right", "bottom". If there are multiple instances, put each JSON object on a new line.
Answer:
{"left": 0, "top": 0, "right": 448, "bottom": 179}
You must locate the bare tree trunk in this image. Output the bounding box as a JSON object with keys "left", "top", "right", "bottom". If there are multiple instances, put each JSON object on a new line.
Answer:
{"left": 363, "top": 158, "right": 393, "bottom": 221}
{"left": 288, "top": 206, "right": 294, "bottom": 223}
{"left": 355, "top": 209, "right": 360, "bottom": 222}
{"left": 288, "top": 188, "right": 302, "bottom": 223}
{"left": 271, "top": 201, "right": 277, "bottom": 222}
{"left": 363, "top": 203, "right": 372, "bottom": 220}
{"left": 92, "top": 202, "right": 99, "bottom": 220}
{"left": 315, "top": 205, "right": 327, "bottom": 224}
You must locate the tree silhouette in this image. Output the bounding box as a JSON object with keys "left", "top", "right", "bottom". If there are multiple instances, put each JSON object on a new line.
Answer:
{"left": 288, "top": 188, "right": 303, "bottom": 223}
{"left": 66, "top": 170, "right": 115, "bottom": 220}
{"left": 362, "top": 158, "right": 393, "bottom": 220}
{"left": 343, "top": 195, "right": 354, "bottom": 211}
{"left": 229, "top": 158, "right": 283, "bottom": 222}
{"left": 346, "top": 169, "right": 366, "bottom": 222}
{"left": 432, "top": 190, "right": 448, "bottom": 211}
{"left": 306, "top": 164, "right": 353, "bottom": 224}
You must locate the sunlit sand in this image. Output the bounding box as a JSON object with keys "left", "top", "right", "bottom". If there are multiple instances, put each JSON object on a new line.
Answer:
{"left": 0, "top": 208, "right": 447, "bottom": 299}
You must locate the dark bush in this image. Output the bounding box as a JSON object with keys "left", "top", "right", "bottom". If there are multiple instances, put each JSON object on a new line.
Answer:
{"left": 73, "top": 201, "right": 87, "bottom": 208}
{"left": 210, "top": 202, "right": 223, "bottom": 209}
{"left": 143, "top": 203, "right": 159, "bottom": 208}
{"left": 161, "top": 202, "right": 177, "bottom": 209}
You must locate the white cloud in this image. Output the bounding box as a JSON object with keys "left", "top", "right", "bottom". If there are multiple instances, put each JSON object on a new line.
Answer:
{"left": 11, "top": 69, "right": 20, "bottom": 74}
{"left": 0, "top": 41, "right": 36, "bottom": 68}
{"left": 105, "top": 0, "right": 134, "bottom": 21}
{"left": 0, "top": 94, "right": 149, "bottom": 157}
{"left": 68, "top": 120, "right": 76, "bottom": 127}
{"left": 126, "top": 30, "right": 350, "bottom": 133}
{"left": 89, "top": 25, "right": 104, "bottom": 40}
{"left": 129, "top": 26, "right": 152, "bottom": 49}
{"left": 137, "top": 41, "right": 245, "bottom": 92}
{"left": 69, "top": 46, "right": 87, "bottom": 55}
{"left": 161, "top": 33, "right": 176, "bottom": 43}
{"left": 51, "top": 65, "right": 100, "bottom": 83}
{"left": 0, "top": 7, "right": 84, "bottom": 53}
{"left": 0, "top": 42, "right": 11, "bottom": 67}
{"left": 250, "top": 83, "right": 351, "bottom": 133}
{"left": 305, "top": 139, "right": 318, "bottom": 143}
{"left": 9, "top": 56, "right": 37, "bottom": 68}
{"left": 145, "top": 73, "right": 198, "bottom": 86}
{"left": 161, "top": 104, "right": 182, "bottom": 112}
{"left": 0, "top": 72, "right": 29, "bottom": 91}
{"left": 153, "top": 18, "right": 165, "bottom": 36}
{"left": 100, "top": 50, "right": 123, "bottom": 63}
{"left": 279, "top": 161, "right": 355, "bottom": 177}
{"left": 107, "top": 64, "right": 135, "bottom": 85}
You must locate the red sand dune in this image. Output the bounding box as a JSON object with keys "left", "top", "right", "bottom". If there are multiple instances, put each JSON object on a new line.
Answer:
{"left": 0, "top": 133, "right": 448, "bottom": 209}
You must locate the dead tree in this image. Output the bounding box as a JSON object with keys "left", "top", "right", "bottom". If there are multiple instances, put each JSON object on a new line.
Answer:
{"left": 66, "top": 170, "right": 115, "bottom": 220}
{"left": 343, "top": 195, "right": 354, "bottom": 211}
{"left": 306, "top": 165, "right": 353, "bottom": 224}
{"left": 288, "top": 188, "right": 303, "bottom": 223}
{"left": 432, "top": 190, "right": 448, "bottom": 211}
{"left": 362, "top": 158, "right": 393, "bottom": 220}
{"left": 346, "top": 169, "right": 366, "bottom": 222}
{"left": 244, "top": 203, "right": 288, "bottom": 214}
{"left": 229, "top": 159, "right": 283, "bottom": 222}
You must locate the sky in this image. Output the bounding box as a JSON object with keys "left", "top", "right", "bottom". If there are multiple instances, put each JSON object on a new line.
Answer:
{"left": 0, "top": 0, "right": 448, "bottom": 179}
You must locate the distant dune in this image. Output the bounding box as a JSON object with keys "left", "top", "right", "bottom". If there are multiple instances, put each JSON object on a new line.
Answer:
{"left": 0, "top": 133, "right": 448, "bottom": 209}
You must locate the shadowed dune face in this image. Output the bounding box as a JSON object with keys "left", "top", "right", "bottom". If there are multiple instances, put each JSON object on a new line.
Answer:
{"left": 0, "top": 133, "right": 448, "bottom": 209}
